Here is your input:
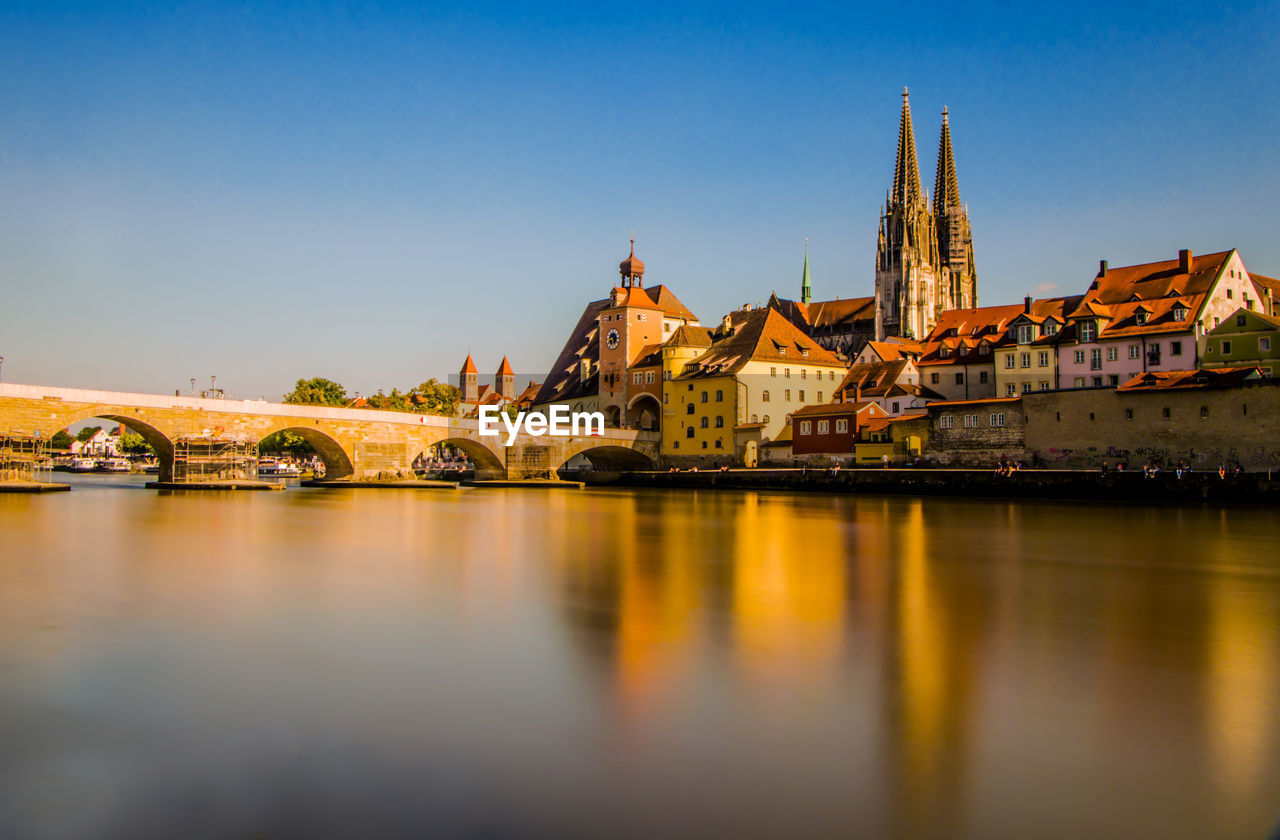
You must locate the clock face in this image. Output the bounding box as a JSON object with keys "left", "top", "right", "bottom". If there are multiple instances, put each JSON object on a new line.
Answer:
{"left": 605, "top": 329, "right": 620, "bottom": 350}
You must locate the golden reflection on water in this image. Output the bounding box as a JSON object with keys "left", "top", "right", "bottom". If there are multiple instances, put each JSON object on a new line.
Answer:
{"left": 2, "top": 478, "right": 1279, "bottom": 838}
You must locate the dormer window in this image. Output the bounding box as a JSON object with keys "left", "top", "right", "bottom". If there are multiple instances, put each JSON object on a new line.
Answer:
{"left": 1017, "top": 325, "right": 1035, "bottom": 344}
{"left": 979, "top": 343, "right": 990, "bottom": 355}
{"left": 1044, "top": 323, "right": 1059, "bottom": 336}
{"left": 1080, "top": 320, "right": 1097, "bottom": 342}
{"left": 940, "top": 346, "right": 952, "bottom": 358}
{"left": 1173, "top": 307, "right": 1188, "bottom": 322}
{"left": 1135, "top": 312, "right": 1149, "bottom": 326}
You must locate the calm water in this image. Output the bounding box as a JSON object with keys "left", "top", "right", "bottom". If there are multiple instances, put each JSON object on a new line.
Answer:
{"left": 1, "top": 475, "right": 1278, "bottom": 839}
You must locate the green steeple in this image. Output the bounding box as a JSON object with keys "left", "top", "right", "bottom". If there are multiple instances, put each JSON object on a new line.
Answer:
{"left": 800, "top": 239, "right": 812, "bottom": 305}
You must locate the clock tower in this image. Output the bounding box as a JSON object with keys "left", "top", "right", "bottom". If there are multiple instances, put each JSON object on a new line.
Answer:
{"left": 598, "top": 239, "right": 662, "bottom": 426}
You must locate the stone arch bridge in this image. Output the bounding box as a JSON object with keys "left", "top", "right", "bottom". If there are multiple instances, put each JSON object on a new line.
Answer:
{"left": 0, "top": 383, "right": 659, "bottom": 481}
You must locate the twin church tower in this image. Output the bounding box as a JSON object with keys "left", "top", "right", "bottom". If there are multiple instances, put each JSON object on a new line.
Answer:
{"left": 873, "top": 87, "right": 977, "bottom": 341}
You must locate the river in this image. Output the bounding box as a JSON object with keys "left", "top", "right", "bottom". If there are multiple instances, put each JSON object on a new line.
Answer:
{"left": 2, "top": 475, "right": 1278, "bottom": 838}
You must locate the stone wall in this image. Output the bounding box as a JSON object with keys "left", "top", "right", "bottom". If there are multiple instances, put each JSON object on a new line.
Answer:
{"left": 925, "top": 399, "right": 1026, "bottom": 467}
{"left": 1023, "top": 379, "right": 1280, "bottom": 470}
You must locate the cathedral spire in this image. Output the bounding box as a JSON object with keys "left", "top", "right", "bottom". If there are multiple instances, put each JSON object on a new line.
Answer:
{"left": 933, "top": 105, "right": 961, "bottom": 214}
{"left": 800, "top": 239, "right": 812, "bottom": 305}
{"left": 891, "top": 87, "right": 923, "bottom": 207}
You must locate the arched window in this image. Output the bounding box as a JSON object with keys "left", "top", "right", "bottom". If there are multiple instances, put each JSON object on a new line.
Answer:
{"left": 686, "top": 427, "right": 695, "bottom": 438}
{"left": 686, "top": 404, "right": 694, "bottom": 415}
{"left": 762, "top": 414, "right": 771, "bottom": 425}
{"left": 762, "top": 390, "right": 771, "bottom": 402}
{"left": 715, "top": 416, "right": 724, "bottom": 428}
{"left": 715, "top": 389, "right": 723, "bottom": 402}
{"left": 700, "top": 417, "right": 709, "bottom": 429}
{"left": 751, "top": 414, "right": 758, "bottom": 422}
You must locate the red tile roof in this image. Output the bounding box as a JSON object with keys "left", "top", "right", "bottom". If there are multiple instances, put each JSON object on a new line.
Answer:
{"left": 496, "top": 356, "right": 514, "bottom": 376}
{"left": 677, "top": 306, "right": 841, "bottom": 377}
{"left": 1116, "top": 367, "right": 1260, "bottom": 392}
{"left": 460, "top": 354, "right": 478, "bottom": 375}
{"left": 794, "top": 400, "right": 879, "bottom": 417}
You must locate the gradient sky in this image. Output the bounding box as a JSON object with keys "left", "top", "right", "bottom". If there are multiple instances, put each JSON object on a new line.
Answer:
{"left": 1, "top": 1, "right": 1276, "bottom": 398}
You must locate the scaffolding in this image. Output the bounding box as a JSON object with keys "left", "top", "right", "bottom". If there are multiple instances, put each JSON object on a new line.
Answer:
{"left": 1, "top": 434, "right": 49, "bottom": 483}
{"left": 171, "top": 437, "right": 259, "bottom": 483}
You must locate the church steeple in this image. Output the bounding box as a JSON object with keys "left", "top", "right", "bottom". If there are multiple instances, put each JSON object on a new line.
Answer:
{"left": 932, "top": 106, "right": 978, "bottom": 310}
{"left": 800, "top": 239, "right": 812, "bottom": 305}
{"left": 891, "top": 87, "right": 924, "bottom": 209}
{"left": 933, "top": 106, "right": 959, "bottom": 215}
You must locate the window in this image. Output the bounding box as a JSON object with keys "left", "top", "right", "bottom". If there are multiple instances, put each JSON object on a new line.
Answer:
{"left": 1227, "top": 289, "right": 1234, "bottom": 299}
{"left": 892, "top": 401, "right": 900, "bottom": 413}
{"left": 1108, "top": 375, "right": 1119, "bottom": 386}
{"left": 715, "top": 389, "right": 723, "bottom": 402}
{"left": 700, "top": 391, "right": 708, "bottom": 403}
{"left": 771, "top": 367, "right": 777, "bottom": 377}
{"left": 714, "top": 439, "right": 723, "bottom": 449}
{"left": 715, "top": 416, "right": 724, "bottom": 428}
{"left": 955, "top": 373, "right": 965, "bottom": 385}
{"left": 1038, "top": 352, "right": 1049, "bottom": 367}
{"left": 990, "top": 413, "right": 1005, "bottom": 427}
{"left": 1022, "top": 382, "right": 1033, "bottom": 393}
{"left": 702, "top": 440, "right": 708, "bottom": 449}
{"left": 1236, "top": 314, "right": 1248, "bottom": 327}
{"left": 751, "top": 414, "right": 758, "bottom": 422}
{"left": 762, "top": 390, "right": 770, "bottom": 402}
{"left": 817, "top": 392, "right": 823, "bottom": 403}
{"left": 1125, "top": 408, "right": 1134, "bottom": 420}
{"left": 700, "top": 417, "right": 709, "bottom": 428}
{"left": 1089, "top": 412, "right": 1095, "bottom": 421}
{"left": 1107, "top": 347, "right": 1118, "bottom": 361}
{"left": 632, "top": 372, "right": 642, "bottom": 384}
{"left": 940, "top": 415, "right": 954, "bottom": 429}
{"left": 1044, "top": 323, "right": 1059, "bottom": 335}
{"left": 1090, "top": 349, "right": 1102, "bottom": 370}
{"left": 1006, "top": 383, "right": 1016, "bottom": 396}
{"left": 800, "top": 421, "right": 812, "bottom": 435}
{"left": 1222, "top": 340, "right": 1232, "bottom": 354}
{"left": 941, "top": 346, "right": 952, "bottom": 358}
{"left": 1128, "top": 344, "right": 1140, "bottom": 360}
{"left": 1200, "top": 406, "right": 1209, "bottom": 419}
{"left": 829, "top": 371, "right": 836, "bottom": 381}
{"left": 1092, "top": 376, "right": 1103, "bottom": 386}
{"left": 801, "top": 370, "right": 807, "bottom": 380}
{"left": 1162, "top": 407, "right": 1171, "bottom": 420}
{"left": 686, "top": 404, "right": 694, "bottom": 415}
{"left": 817, "top": 420, "right": 829, "bottom": 434}
{"left": 1074, "top": 377, "right": 1086, "bottom": 388}
{"left": 798, "top": 390, "right": 806, "bottom": 402}
{"left": 785, "top": 368, "right": 791, "bottom": 378}
{"left": 1261, "top": 337, "right": 1272, "bottom": 352}
{"left": 931, "top": 373, "right": 940, "bottom": 384}
{"left": 663, "top": 393, "right": 669, "bottom": 404}
{"left": 836, "top": 419, "right": 848, "bottom": 433}
{"left": 1017, "top": 325, "right": 1034, "bottom": 344}
{"left": 686, "top": 427, "right": 694, "bottom": 438}
{"left": 1020, "top": 352, "right": 1031, "bottom": 368}
{"left": 1005, "top": 355, "right": 1016, "bottom": 369}
{"left": 673, "top": 440, "right": 679, "bottom": 449}
{"left": 979, "top": 344, "right": 990, "bottom": 356}
{"left": 1135, "top": 312, "right": 1148, "bottom": 326}
{"left": 1081, "top": 321, "right": 1097, "bottom": 342}
{"left": 784, "top": 389, "right": 792, "bottom": 401}
{"left": 1170, "top": 341, "right": 1182, "bottom": 356}
{"left": 963, "top": 414, "right": 979, "bottom": 428}
{"left": 1172, "top": 307, "right": 1187, "bottom": 321}
{"left": 645, "top": 371, "right": 655, "bottom": 384}
{"left": 1074, "top": 350, "right": 1085, "bottom": 364}
{"left": 762, "top": 415, "right": 770, "bottom": 425}
{"left": 1039, "top": 381, "right": 1049, "bottom": 391}
{"left": 979, "top": 371, "right": 989, "bottom": 384}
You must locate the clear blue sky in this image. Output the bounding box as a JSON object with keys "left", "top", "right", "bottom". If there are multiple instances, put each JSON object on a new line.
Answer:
{"left": 1, "top": 1, "right": 1276, "bottom": 397}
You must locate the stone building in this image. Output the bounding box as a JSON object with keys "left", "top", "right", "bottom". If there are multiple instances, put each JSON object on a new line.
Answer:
{"left": 922, "top": 397, "right": 1024, "bottom": 467}
{"left": 875, "top": 89, "right": 977, "bottom": 342}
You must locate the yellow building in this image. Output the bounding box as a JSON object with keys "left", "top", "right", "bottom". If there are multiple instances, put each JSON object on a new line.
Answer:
{"left": 991, "top": 297, "right": 1072, "bottom": 396}
{"left": 661, "top": 305, "right": 846, "bottom": 464}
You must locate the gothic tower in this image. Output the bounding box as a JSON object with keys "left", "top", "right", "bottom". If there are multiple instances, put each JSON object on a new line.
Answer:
{"left": 933, "top": 106, "right": 977, "bottom": 311}
{"left": 875, "top": 87, "right": 940, "bottom": 341}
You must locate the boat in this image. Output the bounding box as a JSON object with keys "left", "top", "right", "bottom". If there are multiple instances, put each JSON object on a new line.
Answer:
{"left": 68, "top": 457, "right": 98, "bottom": 473}
{"left": 97, "top": 457, "right": 131, "bottom": 473}
{"left": 258, "top": 458, "right": 301, "bottom": 477}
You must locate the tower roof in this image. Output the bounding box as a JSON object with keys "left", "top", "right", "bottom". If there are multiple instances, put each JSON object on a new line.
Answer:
{"left": 800, "top": 240, "right": 812, "bottom": 305}
{"left": 891, "top": 87, "right": 923, "bottom": 207}
{"left": 460, "top": 354, "right": 477, "bottom": 375}
{"left": 619, "top": 237, "right": 645, "bottom": 279}
{"left": 496, "top": 355, "right": 514, "bottom": 376}
{"left": 933, "top": 105, "right": 961, "bottom": 213}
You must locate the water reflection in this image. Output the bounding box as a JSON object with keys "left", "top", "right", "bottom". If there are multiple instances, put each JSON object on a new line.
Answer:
{"left": 1, "top": 478, "right": 1278, "bottom": 838}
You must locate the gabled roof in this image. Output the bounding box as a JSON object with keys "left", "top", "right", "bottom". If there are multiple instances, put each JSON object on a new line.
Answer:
{"left": 919, "top": 304, "right": 1025, "bottom": 365}
{"left": 795, "top": 399, "right": 882, "bottom": 417}
{"left": 806, "top": 296, "right": 876, "bottom": 329}
{"left": 1088, "top": 250, "right": 1232, "bottom": 306}
{"left": 835, "top": 359, "right": 912, "bottom": 399}
{"left": 677, "top": 307, "right": 842, "bottom": 377}
{"left": 639, "top": 285, "right": 698, "bottom": 322}
{"left": 532, "top": 299, "right": 608, "bottom": 405}
{"left": 1116, "top": 367, "right": 1260, "bottom": 392}
{"left": 666, "top": 324, "right": 714, "bottom": 348}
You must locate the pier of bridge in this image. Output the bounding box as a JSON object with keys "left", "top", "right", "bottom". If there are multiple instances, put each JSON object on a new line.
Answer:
{"left": 0, "top": 383, "right": 659, "bottom": 484}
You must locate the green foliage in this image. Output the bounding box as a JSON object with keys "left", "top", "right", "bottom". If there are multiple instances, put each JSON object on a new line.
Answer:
{"left": 283, "top": 377, "right": 348, "bottom": 406}
{"left": 120, "top": 432, "right": 155, "bottom": 455}
{"left": 50, "top": 430, "right": 75, "bottom": 450}
{"left": 410, "top": 379, "right": 462, "bottom": 416}
{"left": 502, "top": 403, "right": 520, "bottom": 420}
{"left": 365, "top": 388, "right": 412, "bottom": 412}
{"left": 259, "top": 430, "right": 315, "bottom": 455}
{"left": 76, "top": 425, "right": 102, "bottom": 443}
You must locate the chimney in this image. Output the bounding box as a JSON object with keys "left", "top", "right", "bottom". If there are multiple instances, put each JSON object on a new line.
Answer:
{"left": 1179, "top": 249, "right": 1193, "bottom": 273}
{"left": 1098, "top": 259, "right": 1108, "bottom": 277}
{"left": 1024, "top": 296, "right": 1033, "bottom": 314}
{"left": 854, "top": 382, "right": 862, "bottom": 404}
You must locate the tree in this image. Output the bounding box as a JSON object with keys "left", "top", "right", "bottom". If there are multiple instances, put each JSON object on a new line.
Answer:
{"left": 283, "top": 377, "right": 347, "bottom": 406}
{"left": 120, "top": 432, "right": 155, "bottom": 456}
{"left": 50, "top": 430, "right": 74, "bottom": 450}
{"left": 410, "top": 379, "right": 462, "bottom": 416}
{"left": 76, "top": 425, "right": 103, "bottom": 443}
{"left": 365, "top": 388, "right": 412, "bottom": 412}
{"left": 259, "top": 430, "right": 315, "bottom": 456}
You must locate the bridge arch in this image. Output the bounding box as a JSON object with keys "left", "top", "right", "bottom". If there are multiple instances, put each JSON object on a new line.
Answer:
{"left": 626, "top": 392, "right": 661, "bottom": 431}
{"left": 561, "top": 444, "right": 656, "bottom": 473}
{"left": 433, "top": 437, "right": 506, "bottom": 480}
{"left": 64, "top": 413, "right": 175, "bottom": 480}
{"left": 263, "top": 426, "right": 355, "bottom": 480}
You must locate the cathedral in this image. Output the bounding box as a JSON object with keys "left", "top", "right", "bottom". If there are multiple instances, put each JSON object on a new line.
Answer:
{"left": 874, "top": 87, "right": 978, "bottom": 341}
